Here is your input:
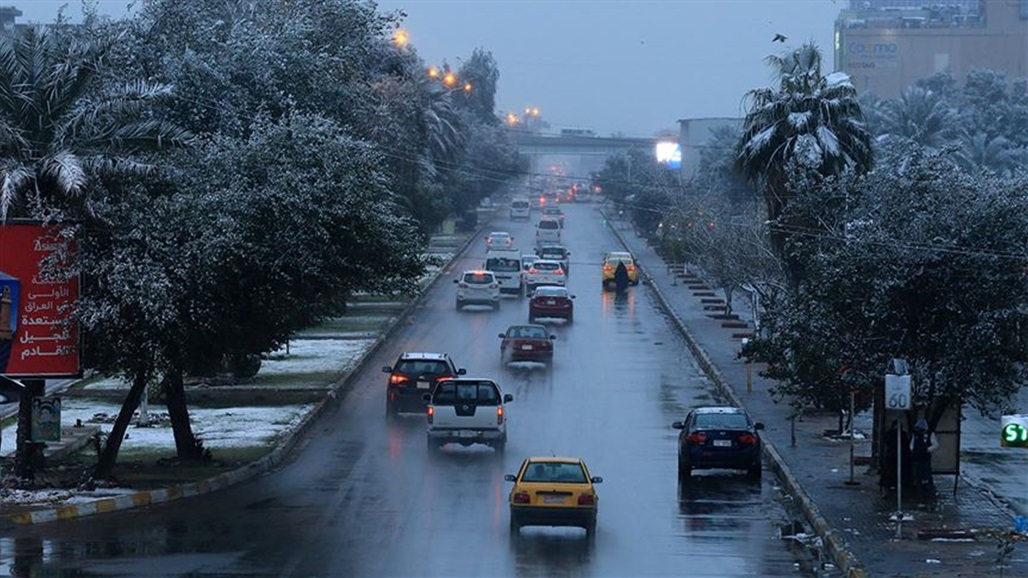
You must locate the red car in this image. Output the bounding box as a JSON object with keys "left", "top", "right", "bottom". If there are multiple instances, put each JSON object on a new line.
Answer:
{"left": 528, "top": 285, "right": 575, "bottom": 323}
{"left": 499, "top": 324, "right": 556, "bottom": 364}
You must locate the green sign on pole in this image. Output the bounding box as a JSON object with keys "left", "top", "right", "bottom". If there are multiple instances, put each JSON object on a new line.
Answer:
{"left": 1001, "top": 415, "right": 1028, "bottom": 448}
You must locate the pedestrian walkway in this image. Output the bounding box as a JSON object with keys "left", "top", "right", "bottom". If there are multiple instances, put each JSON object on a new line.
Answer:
{"left": 609, "top": 217, "right": 1028, "bottom": 577}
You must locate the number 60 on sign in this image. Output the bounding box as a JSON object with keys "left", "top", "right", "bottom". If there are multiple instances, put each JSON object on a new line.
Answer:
{"left": 1001, "top": 415, "right": 1028, "bottom": 448}
{"left": 884, "top": 374, "right": 911, "bottom": 410}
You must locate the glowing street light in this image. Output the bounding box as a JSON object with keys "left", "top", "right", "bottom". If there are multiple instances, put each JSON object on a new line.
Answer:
{"left": 442, "top": 72, "right": 458, "bottom": 88}
{"left": 463, "top": 82, "right": 473, "bottom": 93}
{"left": 392, "top": 29, "right": 409, "bottom": 48}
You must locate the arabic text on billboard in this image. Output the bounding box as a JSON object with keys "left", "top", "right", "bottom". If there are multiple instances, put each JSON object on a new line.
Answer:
{"left": 0, "top": 223, "right": 80, "bottom": 377}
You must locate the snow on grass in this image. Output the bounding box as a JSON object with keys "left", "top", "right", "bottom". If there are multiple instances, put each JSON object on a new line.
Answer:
{"left": 258, "top": 338, "right": 375, "bottom": 376}
{"left": 81, "top": 338, "right": 376, "bottom": 390}
{"left": 1, "top": 399, "right": 316, "bottom": 457}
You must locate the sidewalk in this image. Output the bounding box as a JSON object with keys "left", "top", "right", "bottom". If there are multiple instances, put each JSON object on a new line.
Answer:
{"left": 608, "top": 215, "right": 1028, "bottom": 577}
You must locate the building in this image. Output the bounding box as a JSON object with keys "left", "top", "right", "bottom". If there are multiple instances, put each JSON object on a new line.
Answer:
{"left": 834, "top": 0, "right": 1028, "bottom": 97}
{"left": 1, "top": 6, "right": 24, "bottom": 36}
{"left": 676, "top": 117, "right": 742, "bottom": 180}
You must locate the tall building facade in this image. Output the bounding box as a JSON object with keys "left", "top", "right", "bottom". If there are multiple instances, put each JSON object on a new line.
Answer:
{"left": 834, "top": 0, "right": 1028, "bottom": 97}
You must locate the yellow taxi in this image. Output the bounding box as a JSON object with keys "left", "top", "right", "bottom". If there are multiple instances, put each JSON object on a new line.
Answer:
{"left": 601, "top": 251, "right": 639, "bottom": 288}
{"left": 504, "top": 456, "right": 603, "bottom": 537}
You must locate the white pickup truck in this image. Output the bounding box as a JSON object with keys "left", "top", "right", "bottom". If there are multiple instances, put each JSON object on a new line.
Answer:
{"left": 424, "top": 378, "right": 513, "bottom": 454}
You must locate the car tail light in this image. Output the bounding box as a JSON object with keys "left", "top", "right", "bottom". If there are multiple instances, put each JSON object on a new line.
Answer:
{"left": 603, "top": 265, "right": 613, "bottom": 272}
{"left": 686, "top": 432, "right": 707, "bottom": 445}
{"left": 554, "top": 268, "right": 564, "bottom": 275}
{"left": 497, "top": 406, "right": 505, "bottom": 425}
{"left": 513, "top": 491, "right": 530, "bottom": 504}
{"left": 489, "top": 283, "right": 499, "bottom": 289}
{"left": 435, "top": 375, "right": 453, "bottom": 382}
{"left": 577, "top": 494, "right": 596, "bottom": 506}
{"left": 737, "top": 433, "right": 758, "bottom": 445}
{"left": 628, "top": 265, "right": 636, "bottom": 271}
{"left": 528, "top": 268, "right": 538, "bottom": 274}
{"left": 426, "top": 406, "right": 434, "bottom": 424}
{"left": 389, "top": 374, "right": 408, "bottom": 385}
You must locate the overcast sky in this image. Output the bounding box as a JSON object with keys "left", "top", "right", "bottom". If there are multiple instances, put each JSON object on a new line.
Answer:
{"left": 15, "top": 0, "right": 843, "bottom": 137}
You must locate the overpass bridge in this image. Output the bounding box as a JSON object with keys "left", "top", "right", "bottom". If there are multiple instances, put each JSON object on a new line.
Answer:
{"left": 508, "top": 131, "right": 658, "bottom": 174}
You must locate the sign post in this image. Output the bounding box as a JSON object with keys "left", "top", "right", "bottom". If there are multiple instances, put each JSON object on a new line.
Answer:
{"left": 886, "top": 372, "right": 912, "bottom": 538}
{"left": 1001, "top": 414, "right": 1028, "bottom": 534}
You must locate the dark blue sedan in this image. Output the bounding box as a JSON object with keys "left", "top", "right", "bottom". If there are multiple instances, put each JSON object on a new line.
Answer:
{"left": 672, "top": 407, "right": 764, "bottom": 480}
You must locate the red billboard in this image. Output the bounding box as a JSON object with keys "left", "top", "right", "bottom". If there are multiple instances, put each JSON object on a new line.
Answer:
{"left": 0, "top": 222, "right": 81, "bottom": 377}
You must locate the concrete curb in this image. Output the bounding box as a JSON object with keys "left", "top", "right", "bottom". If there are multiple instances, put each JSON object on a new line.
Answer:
{"left": 1, "top": 218, "right": 491, "bottom": 528}
{"left": 602, "top": 211, "right": 868, "bottom": 578}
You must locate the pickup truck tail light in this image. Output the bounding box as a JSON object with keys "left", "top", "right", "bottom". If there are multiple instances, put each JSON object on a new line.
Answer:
{"left": 497, "top": 406, "right": 505, "bottom": 425}
{"left": 426, "top": 406, "right": 434, "bottom": 424}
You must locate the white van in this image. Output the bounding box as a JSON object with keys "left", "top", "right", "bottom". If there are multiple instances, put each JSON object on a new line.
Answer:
{"left": 510, "top": 197, "right": 531, "bottom": 220}
{"left": 485, "top": 249, "right": 524, "bottom": 296}
{"left": 536, "top": 217, "right": 561, "bottom": 246}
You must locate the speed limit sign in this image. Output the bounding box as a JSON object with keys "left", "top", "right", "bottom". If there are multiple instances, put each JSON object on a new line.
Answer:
{"left": 885, "top": 374, "right": 912, "bottom": 410}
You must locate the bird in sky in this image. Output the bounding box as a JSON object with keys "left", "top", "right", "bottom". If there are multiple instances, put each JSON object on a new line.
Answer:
{"left": 773, "top": 33, "right": 787, "bottom": 43}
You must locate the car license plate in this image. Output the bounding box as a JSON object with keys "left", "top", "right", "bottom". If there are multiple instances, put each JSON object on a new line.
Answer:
{"left": 521, "top": 344, "right": 533, "bottom": 350}
{"left": 546, "top": 299, "right": 556, "bottom": 305}
{"left": 542, "top": 495, "right": 565, "bottom": 504}
{"left": 713, "top": 439, "right": 732, "bottom": 447}
{"left": 458, "top": 430, "right": 480, "bottom": 438}
{"left": 417, "top": 381, "right": 430, "bottom": 389}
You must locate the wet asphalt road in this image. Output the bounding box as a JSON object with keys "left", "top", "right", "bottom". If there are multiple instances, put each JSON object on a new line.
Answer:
{"left": 0, "top": 202, "right": 817, "bottom": 577}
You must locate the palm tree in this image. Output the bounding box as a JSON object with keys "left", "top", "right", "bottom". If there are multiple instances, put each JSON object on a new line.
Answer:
{"left": 735, "top": 42, "right": 874, "bottom": 272}
{"left": 0, "top": 26, "right": 190, "bottom": 480}
{"left": 0, "top": 27, "right": 192, "bottom": 220}
{"left": 955, "top": 131, "right": 1024, "bottom": 176}
{"left": 878, "top": 86, "right": 959, "bottom": 149}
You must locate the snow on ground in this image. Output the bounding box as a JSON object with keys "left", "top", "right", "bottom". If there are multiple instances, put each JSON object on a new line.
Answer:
{"left": 2, "top": 338, "right": 373, "bottom": 456}
{"left": 1, "top": 401, "right": 316, "bottom": 457}
{"left": 82, "top": 338, "right": 375, "bottom": 390}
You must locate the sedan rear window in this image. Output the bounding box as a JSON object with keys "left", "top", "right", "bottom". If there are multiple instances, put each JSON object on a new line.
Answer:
{"left": 694, "top": 413, "right": 749, "bottom": 430}
{"left": 533, "top": 287, "right": 566, "bottom": 297}
{"left": 522, "top": 462, "right": 587, "bottom": 483}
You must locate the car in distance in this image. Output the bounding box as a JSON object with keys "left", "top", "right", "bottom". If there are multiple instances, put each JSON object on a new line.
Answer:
{"left": 535, "top": 245, "right": 570, "bottom": 273}
{"left": 383, "top": 353, "right": 466, "bottom": 416}
{"left": 523, "top": 259, "right": 566, "bottom": 294}
{"left": 424, "top": 378, "right": 513, "bottom": 454}
{"left": 485, "top": 249, "right": 524, "bottom": 297}
{"left": 672, "top": 406, "right": 764, "bottom": 480}
{"left": 541, "top": 206, "right": 564, "bottom": 227}
{"left": 528, "top": 285, "right": 575, "bottom": 323}
{"left": 454, "top": 270, "right": 501, "bottom": 311}
{"left": 601, "top": 251, "right": 639, "bottom": 289}
{"left": 535, "top": 218, "right": 561, "bottom": 246}
{"left": 485, "top": 231, "right": 514, "bottom": 249}
{"left": 510, "top": 197, "right": 531, "bottom": 220}
{"left": 499, "top": 324, "right": 556, "bottom": 364}
{"left": 505, "top": 457, "right": 602, "bottom": 537}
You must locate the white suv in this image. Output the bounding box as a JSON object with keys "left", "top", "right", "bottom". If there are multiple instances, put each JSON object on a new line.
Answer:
{"left": 424, "top": 378, "right": 513, "bottom": 454}
{"left": 523, "top": 259, "right": 567, "bottom": 294}
{"left": 454, "top": 270, "right": 501, "bottom": 310}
